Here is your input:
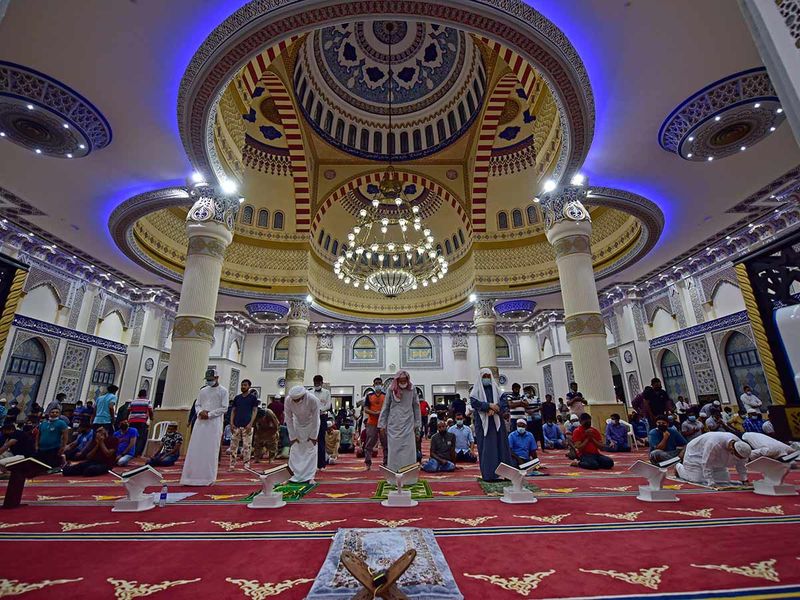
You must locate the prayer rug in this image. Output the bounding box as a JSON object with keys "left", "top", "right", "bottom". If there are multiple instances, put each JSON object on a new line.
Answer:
{"left": 241, "top": 481, "right": 316, "bottom": 503}
{"left": 372, "top": 480, "right": 433, "bottom": 500}
{"left": 306, "top": 527, "right": 463, "bottom": 599}
{"left": 478, "top": 479, "right": 540, "bottom": 497}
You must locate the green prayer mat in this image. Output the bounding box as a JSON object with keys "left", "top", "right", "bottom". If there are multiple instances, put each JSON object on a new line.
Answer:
{"left": 372, "top": 479, "right": 433, "bottom": 500}
{"left": 478, "top": 479, "right": 540, "bottom": 497}
{"left": 241, "top": 481, "right": 317, "bottom": 503}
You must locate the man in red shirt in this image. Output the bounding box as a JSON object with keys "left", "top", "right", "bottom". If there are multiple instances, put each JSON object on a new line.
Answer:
{"left": 570, "top": 413, "right": 614, "bottom": 470}
{"left": 419, "top": 397, "right": 430, "bottom": 439}
{"left": 363, "top": 377, "right": 387, "bottom": 470}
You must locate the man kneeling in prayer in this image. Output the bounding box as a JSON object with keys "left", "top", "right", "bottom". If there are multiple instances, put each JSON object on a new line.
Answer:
{"left": 743, "top": 431, "right": 798, "bottom": 463}
{"left": 422, "top": 420, "right": 455, "bottom": 472}
{"left": 676, "top": 431, "right": 751, "bottom": 487}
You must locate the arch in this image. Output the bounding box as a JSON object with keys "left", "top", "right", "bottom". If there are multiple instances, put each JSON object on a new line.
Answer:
{"left": 273, "top": 211, "right": 284, "bottom": 230}
{"left": 610, "top": 360, "right": 625, "bottom": 403}
{"left": 323, "top": 234, "right": 331, "bottom": 251}
{"left": 605, "top": 325, "right": 615, "bottom": 346}
{"left": 273, "top": 336, "right": 289, "bottom": 362}
{"left": 2, "top": 337, "right": 47, "bottom": 415}
{"left": 710, "top": 280, "right": 745, "bottom": 317}
{"left": 311, "top": 169, "right": 470, "bottom": 236}
{"left": 512, "top": 209, "right": 523, "bottom": 228}
{"left": 408, "top": 335, "right": 433, "bottom": 361}
{"left": 241, "top": 205, "right": 254, "bottom": 225}
{"left": 495, "top": 334, "right": 511, "bottom": 359}
{"left": 445, "top": 239, "right": 452, "bottom": 255}
{"left": 650, "top": 307, "right": 677, "bottom": 338}
{"left": 659, "top": 349, "right": 688, "bottom": 400}
{"left": 97, "top": 311, "right": 125, "bottom": 342}
{"left": 497, "top": 211, "right": 509, "bottom": 230}
{"left": 352, "top": 335, "right": 377, "bottom": 361}
{"left": 331, "top": 239, "right": 339, "bottom": 255}
{"left": 725, "top": 331, "right": 771, "bottom": 408}
{"left": 91, "top": 354, "right": 117, "bottom": 398}
{"left": 527, "top": 204, "right": 539, "bottom": 225}
{"left": 257, "top": 209, "right": 269, "bottom": 228}
{"left": 17, "top": 284, "right": 61, "bottom": 322}
{"left": 228, "top": 339, "right": 241, "bottom": 362}
{"left": 153, "top": 366, "right": 168, "bottom": 409}
{"left": 452, "top": 234, "right": 460, "bottom": 250}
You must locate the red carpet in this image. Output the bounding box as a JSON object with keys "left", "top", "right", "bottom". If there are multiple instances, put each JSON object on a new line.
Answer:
{"left": 2, "top": 444, "right": 800, "bottom": 599}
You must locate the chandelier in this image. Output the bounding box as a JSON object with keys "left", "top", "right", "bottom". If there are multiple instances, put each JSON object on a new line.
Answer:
{"left": 331, "top": 22, "right": 448, "bottom": 298}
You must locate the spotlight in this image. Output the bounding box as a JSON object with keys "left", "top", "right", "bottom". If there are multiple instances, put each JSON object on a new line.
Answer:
{"left": 754, "top": 103, "right": 761, "bottom": 108}
{"left": 543, "top": 179, "right": 557, "bottom": 193}
{"left": 66, "top": 153, "right": 73, "bottom": 158}
{"left": 777, "top": 108, "right": 783, "bottom": 114}
{"left": 688, "top": 136, "right": 694, "bottom": 142}
{"left": 26, "top": 104, "right": 34, "bottom": 110}
{"left": 62, "top": 123, "right": 70, "bottom": 129}
{"left": 220, "top": 179, "right": 237, "bottom": 194}
{"left": 191, "top": 171, "right": 205, "bottom": 184}
{"left": 79, "top": 144, "right": 85, "bottom": 149}
{"left": 305, "top": 294, "right": 313, "bottom": 303}
{"left": 714, "top": 116, "right": 721, "bottom": 121}
{"left": 770, "top": 126, "right": 776, "bottom": 132}
{"left": 469, "top": 293, "right": 477, "bottom": 302}
{"left": 570, "top": 173, "right": 585, "bottom": 186}
{"left": 687, "top": 153, "right": 693, "bottom": 158}
{"left": 740, "top": 146, "right": 746, "bottom": 151}
{"left": 34, "top": 148, "right": 42, "bottom": 154}
{"left": 0, "top": 132, "right": 5, "bottom": 137}
{"left": 707, "top": 156, "right": 713, "bottom": 161}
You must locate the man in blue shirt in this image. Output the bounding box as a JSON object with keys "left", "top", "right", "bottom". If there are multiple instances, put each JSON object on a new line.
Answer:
{"left": 65, "top": 421, "right": 94, "bottom": 461}
{"left": 113, "top": 419, "right": 138, "bottom": 466}
{"left": 542, "top": 418, "right": 565, "bottom": 449}
{"left": 605, "top": 413, "right": 630, "bottom": 452}
{"left": 743, "top": 409, "right": 764, "bottom": 433}
{"left": 648, "top": 414, "right": 688, "bottom": 465}
{"left": 35, "top": 407, "right": 69, "bottom": 469}
{"left": 447, "top": 413, "right": 476, "bottom": 462}
{"left": 92, "top": 384, "right": 118, "bottom": 434}
{"left": 508, "top": 418, "right": 538, "bottom": 466}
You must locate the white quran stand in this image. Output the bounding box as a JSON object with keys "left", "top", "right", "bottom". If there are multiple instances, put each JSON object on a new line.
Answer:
{"left": 495, "top": 459, "right": 539, "bottom": 504}
{"left": 747, "top": 455, "right": 799, "bottom": 497}
{"left": 110, "top": 465, "right": 163, "bottom": 512}
{"left": 629, "top": 458, "right": 680, "bottom": 502}
{"left": 379, "top": 464, "right": 420, "bottom": 508}
{"left": 245, "top": 465, "right": 290, "bottom": 509}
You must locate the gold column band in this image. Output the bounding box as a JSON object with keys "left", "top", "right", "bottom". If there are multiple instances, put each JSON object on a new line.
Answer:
{"left": 0, "top": 268, "right": 28, "bottom": 354}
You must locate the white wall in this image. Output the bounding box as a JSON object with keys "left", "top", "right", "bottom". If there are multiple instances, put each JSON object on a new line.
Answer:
{"left": 17, "top": 285, "right": 60, "bottom": 322}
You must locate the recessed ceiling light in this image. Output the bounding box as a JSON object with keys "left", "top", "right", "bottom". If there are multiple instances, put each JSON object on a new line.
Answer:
{"left": 26, "top": 104, "right": 34, "bottom": 110}
{"left": 570, "top": 173, "right": 585, "bottom": 186}
{"left": 707, "top": 156, "right": 713, "bottom": 161}
{"left": 305, "top": 294, "right": 313, "bottom": 303}
{"left": 687, "top": 153, "right": 693, "bottom": 158}
{"left": 34, "top": 148, "right": 42, "bottom": 154}
{"left": 78, "top": 144, "right": 85, "bottom": 149}
{"left": 714, "top": 116, "right": 721, "bottom": 121}
{"left": 543, "top": 179, "right": 557, "bottom": 193}
{"left": 533, "top": 197, "right": 540, "bottom": 203}
{"left": 469, "top": 293, "right": 477, "bottom": 302}
{"left": 220, "top": 179, "right": 237, "bottom": 194}
{"left": 754, "top": 103, "right": 761, "bottom": 108}
{"left": 777, "top": 108, "right": 783, "bottom": 114}
{"left": 740, "top": 146, "right": 746, "bottom": 151}
{"left": 770, "top": 126, "right": 776, "bottom": 132}
{"left": 0, "top": 132, "right": 5, "bottom": 137}
{"left": 688, "top": 136, "right": 694, "bottom": 142}
{"left": 62, "top": 123, "right": 69, "bottom": 129}
{"left": 66, "top": 153, "right": 72, "bottom": 158}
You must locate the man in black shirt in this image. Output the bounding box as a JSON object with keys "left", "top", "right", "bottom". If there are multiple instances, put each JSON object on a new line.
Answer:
{"left": 421, "top": 420, "right": 456, "bottom": 472}
{"left": 0, "top": 422, "right": 35, "bottom": 458}
{"left": 643, "top": 378, "right": 672, "bottom": 424}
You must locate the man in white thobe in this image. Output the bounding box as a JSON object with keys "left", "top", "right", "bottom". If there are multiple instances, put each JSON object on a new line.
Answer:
{"left": 180, "top": 368, "right": 229, "bottom": 486}
{"left": 675, "top": 431, "right": 751, "bottom": 487}
{"left": 743, "top": 431, "right": 798, "bottom": 461}
{"left": 285, "top": 385, "right": 320, "bottom": 483}
{"left": 740, "top": 386, "right": 763, "bottom": 412}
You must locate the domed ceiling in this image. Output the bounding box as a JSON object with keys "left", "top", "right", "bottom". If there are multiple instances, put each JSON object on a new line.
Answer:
{"left": 294, "top": 20, "right": 485, "bottom": 160}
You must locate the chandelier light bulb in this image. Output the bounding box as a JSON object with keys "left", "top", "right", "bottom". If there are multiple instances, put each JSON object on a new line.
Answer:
{"left": 414, "top": 223, "right": 421, "bottom": 230}
{"left": 403, "top": 244, "right": 412, "bottom": 252}
{"left": 423, "top": 228, "right": 431, "bottom": 236}
{"left": 422, "top": 280, "right": 428, "bottom": 287}
{"left": 381, "top": 218, "right": 389, "bottom": 226}
{"left": 432, "top": 276, "right": 438, "bottom": 283}
{"left": 355, "top": 247, "right": 364, "bottom": 254}
{"left": 346, "top": 251, "right": 353, "bottom": 258}
{"left": 425, "top": 242, "right": 432, "bottom": 249}
{"left": 387, "top": 243, "right": 395, "bottom": 251}
{"left": 372, "top": 199, "right": 379, "bottom": 207}
{"left": 428, "top": 251, "right": 436, "bottom": 259}
{"left": 401, "top": 225, "right": 407, "bottom": 232}
{"left": 417, "top": 247, "right": 424, "bottom": 255}
{"left": 347, "top": 233, "right": 355, "bottom": 241}
{"left": 395, "top": 198, "right": 402, "bottom": 206}
{"left": 371, "top": 244, "right": 379, "bottom": 251}
{"left": 393, "top": 254, "right": 399, "bottom": 261}
{"left": 378, "top": 254, "right": 385, "bottom": 261}
{"left": 360, "top": 209, "right": 367, "bottom": 216}
{"left": 366, "top": 251, "right": 372, "bottom": 258}
{"left": 381, "top": 226, "right": 387, "bottom": 233}
{"left": 353, "top": 227, "right": 361, "bottom": 234}
{"left": 412, "top": 284, "right": 418, "bottom": 290}
{"left": 338, "top": 273, "right": 344, "bottom": 279}
{"left": 412, "top": 206, "right": 419, "bottom": 213}
{"left": 354, "top": 281, "right": 360, "bottom": 288}
{"left": 426, "top": 235, "right": 434, "bottom": 243}
{"left": 344, "top": 277, "right": 351, "bottom": 284}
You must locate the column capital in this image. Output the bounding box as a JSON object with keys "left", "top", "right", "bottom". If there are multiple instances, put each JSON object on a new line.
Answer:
{"left": 541, "top": 184, "right": 592, "bottom": 242}
{"left": 451, "top": 331, "right": 468, "bottom": 358}
{"left": 287, "top": 299, "right": 311, "bottom": 324}
{"left": 472, "top": 298, "right": 496, "bottom": 324}
{"left": 186, "top": 184, "right": 240, "bottom": 232}
{"left": 316, "top": 332, "right": 333, "bottom": 350}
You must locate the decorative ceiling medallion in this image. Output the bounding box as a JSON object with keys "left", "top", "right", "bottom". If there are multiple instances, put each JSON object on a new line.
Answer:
{"left": 494, "top": 299, "right": 536, "bottom": 321}
{"left": 0, "top": 61, "right": 112, "bottom": 158}
{"left": 294, "top": 20, "right": 486, "bottom": 160}
{"left": 245, "top": 302, "right": 289, "bottom": 322}
{"left": 658, "top": 68, "right": 785, "bottom": 161}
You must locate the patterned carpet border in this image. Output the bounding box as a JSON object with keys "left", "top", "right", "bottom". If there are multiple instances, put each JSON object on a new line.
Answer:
{"left": 372, "top": 480, "right": 433, "bottom": 500}
{"left": 562, "top": 583, "right": 800, "bottom": 599}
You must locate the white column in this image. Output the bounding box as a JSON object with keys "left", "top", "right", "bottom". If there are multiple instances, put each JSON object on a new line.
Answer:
{"left": 543, "top": 183, "right": 616, "bottom": 426}
{"left": 285, "top": 300, "right": 310, "bottom": 390}
{"left": 473, "top": 299, "right": 498, "bottom": 379}
{"left": 157, "top": 186, "right": 237, "bottom": 434}
{"left": 316, "top": 332, "right": 333, "bottom": 383}
{"left": 739, "top": 0, "right": 800, "bottom": 144}
{"left": 451, "top": 331, "right": 470, "bottom": 398}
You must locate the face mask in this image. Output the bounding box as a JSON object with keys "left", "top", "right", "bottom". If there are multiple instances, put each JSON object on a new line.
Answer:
{"left": 374, "top": 386, "right": 383, "bottom": 393}
{"left": 517, "top": 427, "right": 527, "bottom": 434}
{"left": 206, "top": 379, "right": 215, "bottom": 385}
{"left": 482, "top": 378, "right": 491, "bottom": 387}
{"left": 688, "top": 416, "right": 697, "bottom": 422}
{"left": 49, "top": 415, "right": 58, "bottom": 421}
{"left": 657, "top": 424, "right": 668, "bottom": 431}
{"left": 456, "top": 419, "right": 463, "bottom": 426}
{"left": 314, "top": 386, "right": 322, "bottom": 391}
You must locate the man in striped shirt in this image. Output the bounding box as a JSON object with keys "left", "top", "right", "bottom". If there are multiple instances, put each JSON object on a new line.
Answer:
{"left": 127, "top": 390, "right": 153, "bottom": 457}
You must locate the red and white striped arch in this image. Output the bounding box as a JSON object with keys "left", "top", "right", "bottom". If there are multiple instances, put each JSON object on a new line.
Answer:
{"left": 312, "top": 171, "right": 470, "bottom": 237}
{"left": 470, "top": 72, "right": 518, "bottom": 233}
{"left": 239, "top": 35, "right": 301, "bottom": 100}
{"left": 260, "top": 71, "right": 311, "bottom": 232}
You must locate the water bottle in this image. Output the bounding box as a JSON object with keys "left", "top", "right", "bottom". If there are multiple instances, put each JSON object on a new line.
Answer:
{"left": 158, "top": 484, "right": 168, "bottom": 508}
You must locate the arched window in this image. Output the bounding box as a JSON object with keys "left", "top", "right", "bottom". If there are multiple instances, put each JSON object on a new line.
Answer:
{"left": 93, "top": 355, "right": 116, "bottom": 387}
{"left": 497, "top": 211, "right": 509, "bottom": 230}
{"left": 512, "top": 209, "right": 523, "bottom": 228}
{"left": 273, "top": 211, "right": 284, "bottom": 230}
{"left": 660, "top": 350, "right": 687, "bottom": 400}
{"left": 324, "top": 235, "right": 331, "bottom": 251}
{"left": 241, "top": 206, "right": 254, "bottom": 225}
{"left": 445, "top": 240, "right": 452, "bottom": 254}
{"left": 273, "top": 337, "right": 289, "bottom": 362}
{"left": 458, "top": 229, "right": 465, "bottom": 244}
{"left": 452, "top": 234, "right": 460, "bottom": 250}
{"left": 318, "top": 229, "right": 325, "bottom": 244}
{"left": 331, "top": 240, "right": 339, "bottom": 255}
{"left": 352, "top": 336, "right": 377, "bottom": 360}
{"left": 495, "top": 335, "right": 510, "bottom": 359}
{"left": 409, "top": 335, "right": 433, "bottom": 360}
{"left": 257, "top": 209, "right": 269, "bottom": 228}
{"left": 4, "top": 338, "right": 47, "bottom": 410}
{"left": 725, "top": 332, "right": 771, "bottom": 407}
{"left": 527, "top": 205, "right": 539, "bottom": 225}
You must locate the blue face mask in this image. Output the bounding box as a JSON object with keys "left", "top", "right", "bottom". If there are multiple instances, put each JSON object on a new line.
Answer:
{"left": 482, "top": 378, "right": 491, "bottom": 387}
{"left": 517, "top": 427, "right": 527, "bottom": 434}
{"left": 688, "top": 416, "right": 697, "bottom": 422}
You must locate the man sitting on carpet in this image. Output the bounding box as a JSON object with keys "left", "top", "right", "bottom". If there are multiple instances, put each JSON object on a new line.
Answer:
{"left": 422, "top": 420, "right": 456, "bottom": 472}
{"left": 0, "top": 421, "right": 34, "bottom": 460}
{"left": 605, "top": 413, "right": 631, "bottom": 452}
{"left": 62, "top": 426, "right": 119, "bottom": 477}
{"left": 571, "top": 413, "right": 614, "bottom": 470}
{"left": 113, "top": 419, "right": 138, "bottom": 467}
{"left": 680, "top": 409, "right": 704, "bottom": 441}
{"left": 542, "top": 417, "right": 565, "bottom": 449}
{"left": 676, "top": 431, "right": 751, "bottom": 487}
{"left": 325, "top": 420, "right": 340, "bottom": 464}
{"left": 338, "top": 419, "right": 355, "bottom": 454}
{"left": 147, "top": 422, "right": 183, "bottom": 467}
{"left": 508, "top": 418, "right": 538, "bottom": 467}
{"left": 64, "top": 421, "right": 94, "bottom": 461}
{"left": 448, "top": 413, "right": 476, "bottom": 462}
{"left": 648, "top": 414, "right": 688, "bottom": 465}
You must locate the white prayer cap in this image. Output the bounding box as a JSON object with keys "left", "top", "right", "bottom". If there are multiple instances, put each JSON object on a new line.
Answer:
{"left": 746, "top": 408, "right": 758, "bottom": 415}
{"left": 713, "top": 400, "right": 720, "bottom": 406}
{"left": 516, "top": 418, "right": 527, "bottom": 426}
{"left": 327, "top": 420, "right": 334, "bottom": 427}
{"left": 569, "top": 414, "right": 579, "bottom": 421}
{"left": 288, "top": 385, "right": 306, "bottom": 400}
{"left": 733, "top": 440, "right": 752, "bottom": 460}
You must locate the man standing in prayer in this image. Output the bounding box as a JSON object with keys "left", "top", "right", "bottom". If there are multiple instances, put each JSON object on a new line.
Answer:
{"left": 674, "top": 395, "right": 690, "bottom": 422}
{"left": 92, "top": 384, "right": 118, "bottom": 434}
{"left": 285, "top": 385, "right": 320, "bottom": 483}
{"left": 740, "top": 385, "right": 763, "bottom": 412}
{"left": 448, "top": 413, "right": 476, "bottom": 462}
{"left": 470, "top": 368, "right": 512, "bottom": 481}
{"left": 363, "top": 377, "right": 387, "bottom": 470}
{"left": 127, "top": 389, "right": 153, "bottom": 456}
{"left": 378, "top": 370, "right": 420, "bottom": 471}
{"left": 566, "top": 382, "right": 587, "bottom": 416}
{"left": 312, "top": 375, "right": 332, "bottom": 470}
{"left": 648, "top": 414, "right": 687, "bottom": 464}
{"left": 676, "top": 431, "right": 751, "bottom": 487}
{"left": 229, "top": 379, "right": 259, "bottom": 470}
{"left": 422, "top": 420, "right": 456, "bottom": 472}
{"left": 180, "top": 368, "right": 228, "bottom": 486}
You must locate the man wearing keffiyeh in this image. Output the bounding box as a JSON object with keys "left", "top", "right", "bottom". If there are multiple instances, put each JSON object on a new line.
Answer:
{"left": 469, "top": 368, "right": 512, "bottom": 481}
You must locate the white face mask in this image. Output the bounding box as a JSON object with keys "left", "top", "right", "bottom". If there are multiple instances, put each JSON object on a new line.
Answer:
{"left": 517, "top": 427, "right": 527, "bottom": 434}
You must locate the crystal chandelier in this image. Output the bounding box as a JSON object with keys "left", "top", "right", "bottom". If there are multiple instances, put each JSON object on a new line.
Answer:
{"left": 331, "top": 23, "right": 448, "bottom": 298}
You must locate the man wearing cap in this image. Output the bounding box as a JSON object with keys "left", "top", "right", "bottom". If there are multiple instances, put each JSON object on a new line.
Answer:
{"left": 180, "top": 368, "right": 229, "bottom": 486}
{"left": 676, "top": 431, "right": 751, "bottom": 487}
{"left": 743, "top": 408, "right": 765, "bottom": 433}
{"left": 699, "top": 400, "right": 721, "bottom": 418}
{"left": 743, "top": 431, "right": 797, "bottom": 461}
{"left": 508, "top": 418, "right": 538, "bottom": 467}
{"left": 285, "top": 386, "right": 320, "bottom": 483}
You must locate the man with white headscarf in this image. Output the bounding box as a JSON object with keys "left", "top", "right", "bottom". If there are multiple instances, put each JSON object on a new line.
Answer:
{"left": 470, "top": 368, "right": 512, "bottom": 481}
{"left": 378, "top": 370, "right": 420, "bottom": 471}
{"left": 743, "top": 431, "right": 798, "bottom": 461}
{"left": 285, "top": 385, "right": 320, "bottom": 483}
{"left": 675, "top": 431, "right": 752, "bottom": 487}
{"left": 180, "top": 368, "right": 229, "bottom": 486}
